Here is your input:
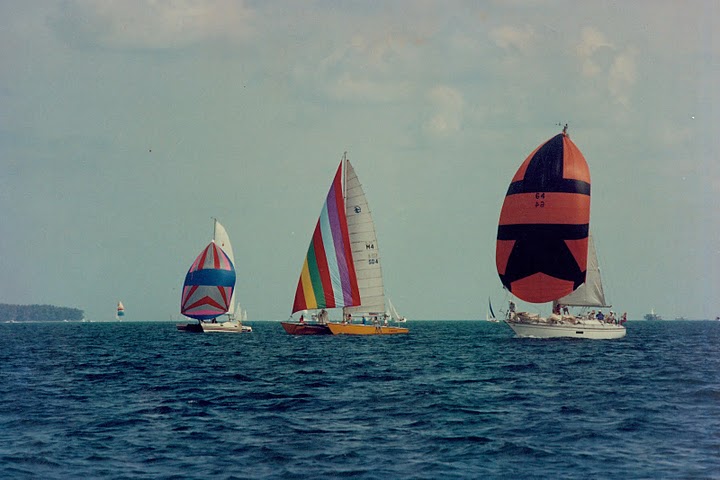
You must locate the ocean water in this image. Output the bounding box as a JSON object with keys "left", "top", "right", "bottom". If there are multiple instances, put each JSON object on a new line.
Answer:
{"left": 0, "top": 320, "right": 718, "bottom": 479}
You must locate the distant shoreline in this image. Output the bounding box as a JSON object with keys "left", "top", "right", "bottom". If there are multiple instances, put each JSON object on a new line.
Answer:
{"left": 0, "top": 303, "right": 85, "bottom": 322}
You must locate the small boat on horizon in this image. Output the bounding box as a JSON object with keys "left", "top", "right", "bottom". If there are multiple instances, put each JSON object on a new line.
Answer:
{"left": 388, "top": 298, "right": 407, "bottom": 323}
{"left": 486, "top": 297, "right": 499, "bottom": 322}
{"left": 116, "top": 301, "right": 125, "bottom": 320}
{"left": 281, "top": 152, "right": 408, "bottom": 336}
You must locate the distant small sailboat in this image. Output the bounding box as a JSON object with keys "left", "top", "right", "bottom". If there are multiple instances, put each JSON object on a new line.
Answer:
{"left": 177, "top": 220, "right": 245, "bottom": 333}
{"left": 234, "top": 301, "right": 249, "bottom": 324}
{"left": 496, "top": 126, "right": 626, "bottom": 339}
{"left": 644, "top": 309, "right": 662, "bottom": 321}
{"left": 486, "top": 298, "right": 498, "bottom": 322}
{"left": 388, "top": 299, "right": 407, "bottom": 323}
{"left": 281, "top": 152, "right": 408, "bottom": 335}
{"left": 116, "top": 301, "right": 125, "bottom": 320}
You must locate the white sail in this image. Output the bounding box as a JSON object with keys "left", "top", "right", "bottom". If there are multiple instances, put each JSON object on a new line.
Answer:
{"left": 235, "top": 302, "right": 248, "bottom": 322}
{"left": 342, "top": 158, "right": 386, "bottom": 317}
{"left": 389, "top": 299, "right": 399, "bottom": 318}
{"left": 486, "top": 297, "right": 498, "bottom": 322}
{"left": 213, "top": 219, "right": 237, "bottom": 319}
{"left": 388, "top": 298, "right": 406, "bottom": 321}
{"left": 557, "top": 233, "right": 610, "bottom": 308}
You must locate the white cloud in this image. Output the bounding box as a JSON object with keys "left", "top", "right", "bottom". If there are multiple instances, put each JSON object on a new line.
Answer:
{"left": 574, "top": 27, "right": 639, "bottom": 107}
{"left": 489, "top": 25, "right": 535, "bottom": 52}
{"left": 424, "top": 85, "right": 464, "bottom": 136}
{"left": 576, "top": 27, "right": 613, "bottom": 77}
{"left": 608, "top": 47, "right": 638, "bottom": 107}
{"left": 53, "top": 0, "right": 253, "bottom": 50}
{"left": 327, "top": 73, "right": 412, "bottom": 103}
{"left": 576, "top": 27, "right": 613, "bottom": 58}
{"left": 315, "top": 31, "right": 424, "bottom": 103}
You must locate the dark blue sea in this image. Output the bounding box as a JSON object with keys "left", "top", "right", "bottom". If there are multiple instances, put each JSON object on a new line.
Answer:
{"left": 1, "top": 321, "right": 719, "bottom": 479}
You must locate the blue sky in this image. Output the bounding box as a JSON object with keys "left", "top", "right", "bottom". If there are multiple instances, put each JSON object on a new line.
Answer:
{"left": 1, "top": 1, "right": 717, "bottom": 321}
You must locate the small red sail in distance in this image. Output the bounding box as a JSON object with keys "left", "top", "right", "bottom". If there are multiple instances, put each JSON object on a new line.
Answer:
{"left": 496, "top": 129, "right": 591, "bottom": 304}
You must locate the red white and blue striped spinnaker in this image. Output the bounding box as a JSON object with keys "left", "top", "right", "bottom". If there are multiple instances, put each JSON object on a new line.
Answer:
{"left": 181, "top": 242, "right": 236, "bottom": 321}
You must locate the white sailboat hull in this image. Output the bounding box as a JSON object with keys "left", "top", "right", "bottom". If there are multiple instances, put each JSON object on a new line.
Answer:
{"left": 201, "top": 322, "right": 252, "bottom": 333}
{"left": 177, "top": 321, "right": 252, "bottom": 333}
{"left": 505, "top": 317, "right": 626, "bottom": 340}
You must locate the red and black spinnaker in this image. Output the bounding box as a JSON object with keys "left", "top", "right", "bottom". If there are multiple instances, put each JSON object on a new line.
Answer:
{"left": 496, "top": 128, "right": 592, "bottom": 304}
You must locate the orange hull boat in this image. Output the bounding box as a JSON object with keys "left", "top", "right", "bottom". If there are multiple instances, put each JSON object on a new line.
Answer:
{"left": 326, "top": 323, "right": 409, "bottom": 335}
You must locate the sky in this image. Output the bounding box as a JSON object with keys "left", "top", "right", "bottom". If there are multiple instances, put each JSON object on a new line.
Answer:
{"left": 1, "top": 1, "right": 718, "bottom": 321}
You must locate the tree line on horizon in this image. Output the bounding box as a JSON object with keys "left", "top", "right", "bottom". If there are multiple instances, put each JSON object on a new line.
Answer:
{"left": 0, "top": 304, "right": 85, "bottom": 322}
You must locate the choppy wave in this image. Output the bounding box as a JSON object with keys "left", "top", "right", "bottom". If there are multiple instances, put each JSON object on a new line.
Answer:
{"left": 0, "top": 320, "right": 719, "bottom": 479}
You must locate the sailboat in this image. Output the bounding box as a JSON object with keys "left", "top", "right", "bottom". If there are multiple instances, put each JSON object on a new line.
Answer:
{"left": 496, "top": 126, "right": 626, "bottom": 339}
{"left": 281, "top": 152, "right": 408, "bottom": 335}
{"left": 177, "top": 219, "right": 250, "bottom": 333}
{"left": 116, "top": 301, "right": 125, "bottom": 320}
{"left": 486, "top": 298, "right": 498, "bottom": 322}
{"left": 388, "top": 299, "right": 407, "bottom": 323}
{"left": 235, "top": 301, "right": 249, "bottom": 325}
{"left": 202, "top": 219, "right": 251, "bottom": 332}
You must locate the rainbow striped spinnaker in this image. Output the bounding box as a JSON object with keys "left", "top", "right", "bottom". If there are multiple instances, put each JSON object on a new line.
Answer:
{"left": 292, "top": 158, "right": 361, "bottom": 314}
{"left": 181, "top": 242, "right": 236, "bottom": 320}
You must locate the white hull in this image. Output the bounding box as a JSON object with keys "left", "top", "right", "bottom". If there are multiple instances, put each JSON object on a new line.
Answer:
{"left": 200, "top": 322, "right": 252, "bottom": 333}
{"left": 505, "top": 315, "right": 625, "bottom": 340}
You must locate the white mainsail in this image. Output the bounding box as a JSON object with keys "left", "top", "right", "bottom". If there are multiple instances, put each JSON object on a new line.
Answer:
{"left": 342, "top": 158, "right": 386, "bottom": 317}
{"left": 556, "top": 233, "right": 610, "bottom": 308}
{"left": 213, "top": 219, "right": 237, "bottom": 320}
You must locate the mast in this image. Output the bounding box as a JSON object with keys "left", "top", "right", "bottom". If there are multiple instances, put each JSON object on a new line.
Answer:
{"left": 342, "top": 151, "right": 348, "bottom": 201}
